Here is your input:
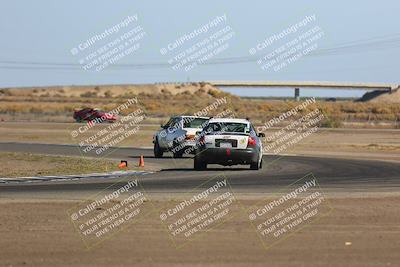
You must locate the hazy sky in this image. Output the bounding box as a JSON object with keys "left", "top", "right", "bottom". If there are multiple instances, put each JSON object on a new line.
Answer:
{"left": 0, "top": 0, "right": 399, "bottom": 90}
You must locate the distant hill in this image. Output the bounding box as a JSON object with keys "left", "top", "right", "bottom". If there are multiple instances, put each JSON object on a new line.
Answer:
{"left": 0, "top": 83, "right": 399, "bottom": 127}
{"left": 357, "top": 88, "right": 400, "bottom": 103}
{"left": 0, "top": 82, "right": 223, "bottom": 98}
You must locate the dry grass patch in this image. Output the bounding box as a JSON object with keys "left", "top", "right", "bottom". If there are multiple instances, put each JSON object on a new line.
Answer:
{"left": 0, "top": 152, "right": 122, "bottom": 178}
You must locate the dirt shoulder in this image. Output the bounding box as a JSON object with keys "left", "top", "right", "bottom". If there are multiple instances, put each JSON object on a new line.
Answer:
{"left": 0, "top": 152, "right": 126, "bottom": 178}
{"left": 0, "top": 195, "right": 399, "bottom": 267}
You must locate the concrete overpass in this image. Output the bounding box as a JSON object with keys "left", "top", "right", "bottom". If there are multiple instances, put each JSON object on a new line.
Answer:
{"left": 208, "top": 81, "right": 399, "bottom": 91}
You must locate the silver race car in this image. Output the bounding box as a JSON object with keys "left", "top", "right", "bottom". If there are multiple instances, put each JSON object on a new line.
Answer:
{"left": 153, "top": 116, "right": 209, "bottom": 158}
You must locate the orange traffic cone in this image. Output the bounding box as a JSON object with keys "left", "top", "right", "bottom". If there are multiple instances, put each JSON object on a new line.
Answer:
{"left": 138, "top": 155, "right": 145, "bottom": 167}
{"left": 118, "top": 161, "right": 127, "bottom": 169}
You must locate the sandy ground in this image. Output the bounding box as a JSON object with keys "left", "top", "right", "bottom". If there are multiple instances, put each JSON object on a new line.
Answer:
{"left": 0, "top": 122, "right": 155, "bottom": 148}
{"left": 0, "top": 194, "right": 399, "bottom": 267}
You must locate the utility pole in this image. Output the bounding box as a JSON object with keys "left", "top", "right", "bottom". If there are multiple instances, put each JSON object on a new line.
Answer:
{"left": 294, "top": 88, "right": 300, "bottom": 101}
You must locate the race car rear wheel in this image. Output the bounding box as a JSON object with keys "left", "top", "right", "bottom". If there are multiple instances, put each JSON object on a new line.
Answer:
{"left": 194, "top": 157, "right": 207, "bottom": 170}
{"left": 250, "top": 158, "right": 262, "bottom": 170}
{"left": 153, "top": 140, "right": 163, "bottom": 158}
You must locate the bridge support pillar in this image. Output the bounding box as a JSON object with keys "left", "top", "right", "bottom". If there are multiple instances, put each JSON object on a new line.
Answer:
{"left": 294, "top": 88, "right": 300, "bottom": 101}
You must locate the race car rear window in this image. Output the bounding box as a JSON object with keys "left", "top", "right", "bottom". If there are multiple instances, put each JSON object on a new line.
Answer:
{"left": 205, "top": 122, "right": 248, "bottom": 133}
{"left": 183, "top": 118, "right": 209, "bottom": 128}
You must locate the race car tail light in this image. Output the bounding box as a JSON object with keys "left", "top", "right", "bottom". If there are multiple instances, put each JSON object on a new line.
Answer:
{"left": 199, "top": 135, "right": 205, "bottom": 145}
{"left": 247, "top": 136, "right": 256, "bottom": 147}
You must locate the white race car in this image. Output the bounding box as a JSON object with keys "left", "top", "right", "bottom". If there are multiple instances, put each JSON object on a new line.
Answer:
{"left": 153, "top": 116, "right": 209, "bottom": 158}
{"left": 194, "top": 118, "right": 265, "bottom": 170}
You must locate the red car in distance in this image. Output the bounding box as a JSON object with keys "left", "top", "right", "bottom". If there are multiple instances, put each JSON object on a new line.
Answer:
{"left": 73, "top": 108, "right": 118, "bottom": 123}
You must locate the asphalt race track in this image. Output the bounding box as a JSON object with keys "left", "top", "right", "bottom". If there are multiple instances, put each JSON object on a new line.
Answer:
{"left": 0, "top": 142, "right": 400, "bottom": 194}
